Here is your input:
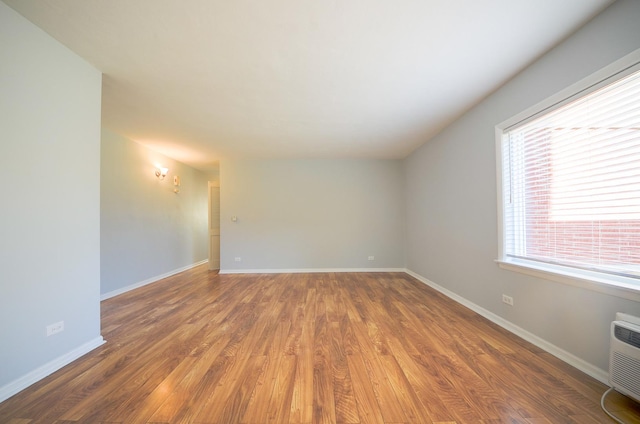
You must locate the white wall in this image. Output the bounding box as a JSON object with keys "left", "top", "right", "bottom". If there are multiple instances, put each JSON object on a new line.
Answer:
{"left": 220, "top": 159, "right": 405, "bottom": 271}
{"left": 0, "top": 1, "right": 103, "bottom": 399}
{"left": 404, "top": 0, "right": 640, "bottom": 376}
{"left": 100, "top": 129, "right": 211, "bottom": 297}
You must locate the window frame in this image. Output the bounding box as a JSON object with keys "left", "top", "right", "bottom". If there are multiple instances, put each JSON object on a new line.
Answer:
{"left": 495, "top": 48, "right": 640, "bottom": 302}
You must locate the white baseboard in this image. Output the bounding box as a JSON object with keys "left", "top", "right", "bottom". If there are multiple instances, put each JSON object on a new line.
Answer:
{"left": 219, "top": 267, "right": 406, "bottom": 275}
{"left": 404, "top": 269, "right": 609, "bottom": 385}
{"left": 101, "top": 259, "right": 208, "bottom": 300}
{"left": 0, "top": 336, "right": 105, "bottom": 403}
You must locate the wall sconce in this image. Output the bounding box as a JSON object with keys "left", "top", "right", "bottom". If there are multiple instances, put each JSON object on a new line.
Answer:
{"left": 155, "top": 166, "right": 169, "bottom": 180}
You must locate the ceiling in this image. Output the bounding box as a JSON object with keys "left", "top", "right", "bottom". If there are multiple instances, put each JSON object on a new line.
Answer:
{"left": 4, "top": 0, "right": 613, "bottom": 171}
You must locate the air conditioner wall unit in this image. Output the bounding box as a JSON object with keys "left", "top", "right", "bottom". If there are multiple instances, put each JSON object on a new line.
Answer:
{"left": 609, "top": 312, "right": 640, "bottom": 403}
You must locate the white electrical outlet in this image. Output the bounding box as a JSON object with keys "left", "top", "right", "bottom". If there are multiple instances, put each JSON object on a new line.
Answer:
{"left": 502, "top": 294, "right": 514, "bottom": 306}
{"left": 234, "top": 257, "right": 242, "bottom": 262}
{"left": 368, "top": 256, "right": 375, "bottom": 261}
{"left": 46, "top": 321, "right": 64, "bottom": 336}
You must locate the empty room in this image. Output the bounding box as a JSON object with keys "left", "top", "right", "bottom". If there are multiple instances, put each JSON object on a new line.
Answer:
{"left": 1, "top": 0, "right": 640, "bottom": 423}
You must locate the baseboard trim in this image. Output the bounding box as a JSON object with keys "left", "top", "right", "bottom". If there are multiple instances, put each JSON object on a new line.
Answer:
{"left": 219, "top": 267, "right": 406, "bottom": 275}
{"left": 101, "top": 259, "right": 208, "bottom": 300}
{"left": 0, "top": 336, "right": 105, "bottom": 403}
{"left": 404, "top": 269, "right": 609, "bottom": 385}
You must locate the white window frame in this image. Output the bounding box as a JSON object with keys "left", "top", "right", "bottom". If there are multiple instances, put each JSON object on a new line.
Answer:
{"left": 495, "top": 48, "right": 640, "bottom": 302}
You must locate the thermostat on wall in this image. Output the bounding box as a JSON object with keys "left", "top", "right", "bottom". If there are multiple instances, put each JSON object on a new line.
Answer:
{"left": 173, "top": 175, "right": 180, "bottom": 186}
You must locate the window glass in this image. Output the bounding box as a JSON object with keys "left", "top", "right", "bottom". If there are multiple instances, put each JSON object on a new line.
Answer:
{"left": 502, "top": 70, "right": 640, "bottom": 280}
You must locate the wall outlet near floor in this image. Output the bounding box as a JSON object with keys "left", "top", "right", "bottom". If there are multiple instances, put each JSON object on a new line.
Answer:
{"left": 46, "top": 321, "right": 64, "bottom": 336}
{"left": 502, "top": 294, "right": 514, "bottom": 306}
{"left": 234, "top": 257, "right": 242, "bottom": 262}
{"left": 368, "top": 256, "right": 375, "bottom": 261}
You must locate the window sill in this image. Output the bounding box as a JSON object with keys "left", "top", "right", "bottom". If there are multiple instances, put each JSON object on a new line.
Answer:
{"left": 496, "top": 258, "right": 640, "bottom": 302}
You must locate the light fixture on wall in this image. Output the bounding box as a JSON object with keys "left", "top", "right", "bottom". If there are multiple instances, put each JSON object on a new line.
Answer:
{"left": 155, "top": 166, "right": 169, "bottom": 180}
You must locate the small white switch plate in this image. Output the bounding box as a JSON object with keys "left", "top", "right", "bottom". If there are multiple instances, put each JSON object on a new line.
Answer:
{"left": 502, "top": 294, "right": 514, "bottom": 306}
{"left": 46, "top": 321, "right": 64, "bottom": 336}
{"left": 368, "top": 256, "right": 375, "bottom": 261}
{"left": 234, "top": 257, "right": 242, "bottom": 262}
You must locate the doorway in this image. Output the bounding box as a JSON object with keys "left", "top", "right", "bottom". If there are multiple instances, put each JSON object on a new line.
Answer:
{"left": 208, "top": 182, "right": 220, "bottom": 270}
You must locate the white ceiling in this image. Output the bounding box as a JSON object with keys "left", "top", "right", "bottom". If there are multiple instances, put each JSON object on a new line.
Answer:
{"left": 4, "top": 0, "right": 613, "bottom": 170}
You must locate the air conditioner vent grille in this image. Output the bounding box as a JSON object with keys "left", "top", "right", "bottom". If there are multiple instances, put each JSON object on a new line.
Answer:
{"left": 611, "top": 351, "right": 640, "bottom": 399}
{"left": 615, "top": 325, "right": 640, "bottom": 349}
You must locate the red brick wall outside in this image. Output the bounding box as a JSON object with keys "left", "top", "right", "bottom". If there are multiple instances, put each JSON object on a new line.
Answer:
{"left": 522, "top": 134, "right": 640, "bottom": 274}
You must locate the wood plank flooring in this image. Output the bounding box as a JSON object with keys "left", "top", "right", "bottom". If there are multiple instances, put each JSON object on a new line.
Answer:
{"left": 1, "top": 265, "right": 639, "bottom": 423}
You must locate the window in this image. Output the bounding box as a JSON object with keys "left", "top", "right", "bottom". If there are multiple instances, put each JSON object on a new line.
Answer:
{"left": 497, "top": 51, "right": 640, "bottom": 293}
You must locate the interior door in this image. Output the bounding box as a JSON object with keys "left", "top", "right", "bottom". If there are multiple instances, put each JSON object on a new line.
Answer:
{"left": 208, "top": 182, "right": 220, "bottom": 270}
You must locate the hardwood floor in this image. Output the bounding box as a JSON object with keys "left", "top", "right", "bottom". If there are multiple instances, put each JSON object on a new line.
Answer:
{"left": 1, "top": 265, "right": 638, "bottom": 423}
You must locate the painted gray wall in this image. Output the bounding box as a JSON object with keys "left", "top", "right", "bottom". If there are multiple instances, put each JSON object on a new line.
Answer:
{"left": 220, "top": 159, "right": 405, "bottom": 271}
{"left": 0, "top": 1, "right": 102, "bottom": 388}
{"left": 100, "top": 129, "right": 210, "bottom": 295}
{"left": 404, "top": 0, "right": 640, "bottom": 373}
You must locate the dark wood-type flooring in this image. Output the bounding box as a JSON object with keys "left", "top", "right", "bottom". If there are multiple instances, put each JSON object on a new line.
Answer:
{"left": 1, "top": 265, "right": 639, "bottom": 423}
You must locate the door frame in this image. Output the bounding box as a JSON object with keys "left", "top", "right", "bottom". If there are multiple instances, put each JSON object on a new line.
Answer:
{"left": 208, "top": 181, "right": 220, "bottom": 270}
